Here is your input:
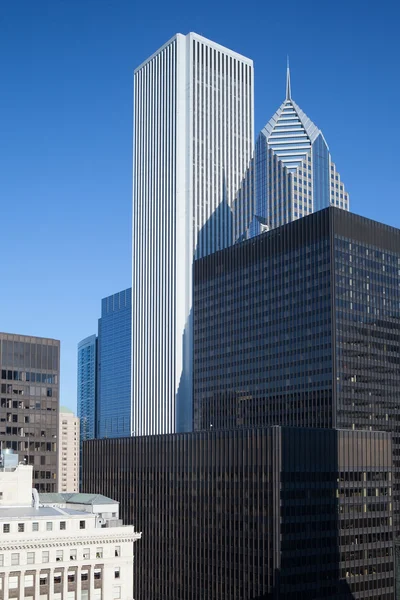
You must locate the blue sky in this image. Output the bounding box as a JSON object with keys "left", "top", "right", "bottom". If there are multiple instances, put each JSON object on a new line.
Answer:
{"left": 0, "top": 0, "right": 398, "bottom": 412}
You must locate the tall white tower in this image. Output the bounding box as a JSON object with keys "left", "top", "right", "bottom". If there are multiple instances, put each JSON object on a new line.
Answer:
{"left": 132, "top": 33, "right": 254, "bottom": 435}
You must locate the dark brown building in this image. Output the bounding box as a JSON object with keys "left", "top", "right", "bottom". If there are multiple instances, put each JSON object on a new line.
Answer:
{"left": 82, "top": 427, "right": 394, "bottom": 600}
{"left": 0, "top": 333, "right": 60, "bottom": 492}
{"left": 193, "top": 207, "right": 400, "bottom": 537}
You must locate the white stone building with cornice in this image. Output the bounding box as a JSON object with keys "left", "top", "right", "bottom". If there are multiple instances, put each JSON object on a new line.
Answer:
{"left": 0, "top": 451, "right": 141, "bottom": 599}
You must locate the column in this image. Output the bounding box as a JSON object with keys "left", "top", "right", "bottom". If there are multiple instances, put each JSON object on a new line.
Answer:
{"left": 49, "top": 567, "right": 54, "bottom": 600}
{"left": 34, "top": 571, "right": 40, "bottom": 599}
{"left": 89, "top": 565, "right": 95, "bottom": 599}
{"left": 76, "top": 565, "right": 82, "bottom": 600}
{"left": 3, "top": 573, "right": 9, "bottom": 600}
{"left": 18, "top": 570, "right": 24, "bottom": 600}
{"left": 62, "top": 566, "right": 68, "bottom": 600}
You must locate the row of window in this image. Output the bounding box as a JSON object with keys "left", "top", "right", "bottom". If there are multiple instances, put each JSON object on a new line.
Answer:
{"left": 1, "top": 520, "right": 85, "bottom": 534}
{"left": 0, "top": 545, "right": 121, "bottom": 566}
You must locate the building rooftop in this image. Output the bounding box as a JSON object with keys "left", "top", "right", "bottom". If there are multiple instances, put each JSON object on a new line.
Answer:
{"left": 40, "top": 492, "right": 118, "bottom": 505}
{"left": 0, "top": 505, "right": 91, "bottom": 520}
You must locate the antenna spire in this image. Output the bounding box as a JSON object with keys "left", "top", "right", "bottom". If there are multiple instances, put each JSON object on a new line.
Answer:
{"left": 286, "top": 56, "right": 291, "bottom": 101}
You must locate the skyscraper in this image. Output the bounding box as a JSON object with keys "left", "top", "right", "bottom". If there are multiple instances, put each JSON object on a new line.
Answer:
{"left": 97, "top": 288, "right": 131, "bottom": 438}
{"left": 0, "top": 333, "right": 60, "bottom": 492}
{"left": 132, "top": 33, "right": 254, "bottom": 435}
{"left": 249, "top": 63, "right": 350, "bottom": 236}
{"left": 77, "top": 334, "right": 97, "bottom": 442}
{"left": 193, "top": 207, "right": 400, "bottom": 534}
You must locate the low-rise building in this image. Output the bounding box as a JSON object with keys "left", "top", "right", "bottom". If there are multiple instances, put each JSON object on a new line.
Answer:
{"left": 0, "top": 450, "right": 141, "bottom": 600}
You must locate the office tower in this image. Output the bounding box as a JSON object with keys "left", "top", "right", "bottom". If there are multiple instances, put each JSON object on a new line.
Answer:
{"left": 0, "top": 333, "right": 59, "bottom": 493}
{"left": 97, "top": 288, "right": 131, "bottom": 439}
{"left": 82, "top": 427, "right": 394, "bottom": 600}
{"left": 58, "top": 406, "right": 79, "bottom": 493}
{"left": 132, "top": 33, "right": 254, "bottom": 434}
{"left": 0, "top": 453, "right": 141, "bottom": 600}
{"left": 249, "top": 64, "right": 349, "bottom": 236}
{"left": 77, "top": 334, "right": 97, "bottom": 442}
{"left": 193, "top": 207, "right": 400, "bottom": 527}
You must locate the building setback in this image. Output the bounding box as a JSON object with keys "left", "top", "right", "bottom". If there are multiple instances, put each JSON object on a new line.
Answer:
{"left": 193, "top": 207, "right": 400, "bottom": 533}
{"left": 0, "top": 333, "right": 60, "bottom": 493}
{"left": 132, "top": 33, "right": 254, "bottom": 435}
{"left": 82, "top": 427, "right": 394, "bottom": 600}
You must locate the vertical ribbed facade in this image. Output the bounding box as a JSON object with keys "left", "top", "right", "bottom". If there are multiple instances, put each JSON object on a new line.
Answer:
{"left": 82, "top": 427, "right": 394, "bottom": 599}
{"left": 132, "top": 33, "right": 254, "bottom": 435}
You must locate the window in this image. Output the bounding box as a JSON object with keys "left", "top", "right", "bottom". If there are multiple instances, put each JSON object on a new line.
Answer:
{"left": 0, "top": 492, "right": 3, "bottom": 499}
{"left": 24, "top": 574, "right": 34, "bottom": 587}
{"left": 81, "top": 570, "right": 89, "bottom": 582}
{"left": 3, "top": 523, "right": 10, "bottom": 533}
{"left": 83, "top": 548, "right": 90, "bottom": 559}
{"left": 56, "top": 550, "right": 63, "bottom": 561}
{"left": 46, "top": 521, "right": 53, "bottom": 531}
{"left": 70, "top": 549, "right": 77, "bottom": 560}
{"left": 68, "top": 573, "right": 75, "bottom": 583}
{"left": 114, "top": 568, "right": 120, "bottom": 579}
{"left": 32, "top": 522, "right": 39, "bottom": 532}
{"left": 42, "top": 551, "right": 49, "bottom": 563}
{"left": 113, "top": 586, "right": 121, "bottom": 599}
{"left": 54, "top": 572, "right": 62, "bottom": 585}
{"left": 18, "top": 522, "right": 24, "bottom": 532}
{"left": 114, "top": 546, "right": 120, "bottom": 557}
{"left": 27, "top": 552, "right": 35, "bottom": 564}
{"left": 11, "top": 553, "right": 19, "bottom": 566}
{"left": 9, "top": 576, "right": 18, "bottom": 590}
{"left": 96, "top": 548, "right": 103, "bottom": 559}
{"left": 79, "top": 520, "right": 86, "bottom": 529}
{"left": 0, "top": 555, "right": 3, "bottom": 566}
{"left": 60, "top": 521, "right": 66, "bottom": 530}
{"left": 40, "top": 574, "right": 48, "bottom": 586}
{"left": 94, "top": 569, "right": 101, "bottom": 580}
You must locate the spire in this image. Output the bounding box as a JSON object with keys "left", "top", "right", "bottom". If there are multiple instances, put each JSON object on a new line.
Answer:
{"left": 286, "top": 56, "right": 291, "bottom": 101}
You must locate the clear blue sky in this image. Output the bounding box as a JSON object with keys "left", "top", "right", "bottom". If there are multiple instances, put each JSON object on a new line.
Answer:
{"left": 0, "top": 0, "right": 398, "bottom": 413}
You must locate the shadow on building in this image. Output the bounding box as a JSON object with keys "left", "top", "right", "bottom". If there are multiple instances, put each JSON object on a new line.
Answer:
{"left": 176, "top": 185, "right": 234, "bottom": 433}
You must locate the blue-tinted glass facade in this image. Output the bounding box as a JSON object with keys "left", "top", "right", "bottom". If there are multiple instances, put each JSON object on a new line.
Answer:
{"left": 97, "top": 288, "right": 131, "bottom": 439}
{"left": 77, "top": 334, "right": 97, "bottom": 442}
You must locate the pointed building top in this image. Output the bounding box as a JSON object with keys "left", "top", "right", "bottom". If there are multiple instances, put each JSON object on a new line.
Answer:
{"left": 286, "top": 57, "right": 291, "bottom": 101}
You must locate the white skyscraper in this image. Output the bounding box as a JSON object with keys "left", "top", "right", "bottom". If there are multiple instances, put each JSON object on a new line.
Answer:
{"left": 132, "top": 33, "right": 254, "bottom": 435}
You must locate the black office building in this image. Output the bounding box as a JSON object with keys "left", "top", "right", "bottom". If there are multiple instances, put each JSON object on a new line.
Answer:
{"left": 194, "top": 207, "right": 400, "bottom": 521}
{"left": 83, "top": 427, "right": 394, "bottom": 599}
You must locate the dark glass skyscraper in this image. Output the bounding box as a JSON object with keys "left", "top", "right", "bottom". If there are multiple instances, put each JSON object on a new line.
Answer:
{"left": 97, "top": 288, "right": 131, "bottom": 438}
{"left": 0, "top": 333, "right": 60, "bottom": 492}
{"left": 194, "top": 207, "right": 400, "bottom": 531}
{"left": 83, "top": 427, "right": 394, "bottom": 600}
